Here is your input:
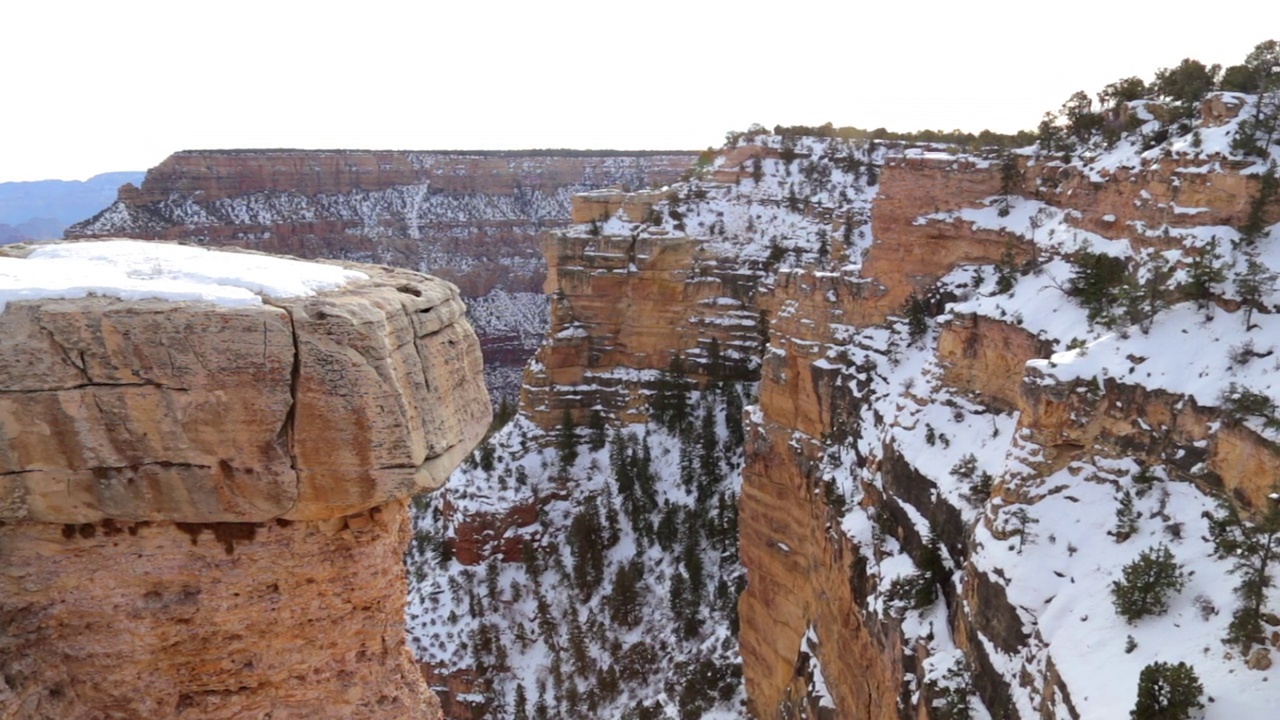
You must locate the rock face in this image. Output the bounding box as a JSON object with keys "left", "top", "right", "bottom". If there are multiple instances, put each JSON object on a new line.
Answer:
{"left": 501, "top": 92, "right": 1280, "bottom": 719}
{"left": 523, "top": 211, "right": 765, "bottom": 429}
{"left": 732, "top": 115, "right": 1280, "bottom": 717}
{"left": 0, "top": 243, "right": 490, "bottom": 719}
{"left": 65, "top": 150, "right": 697, "bottom": 400}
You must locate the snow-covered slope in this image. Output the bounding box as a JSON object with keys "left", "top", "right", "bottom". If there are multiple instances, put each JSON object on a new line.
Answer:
{"left": 409, "top": 83, "right": 1280, "bottom": 720}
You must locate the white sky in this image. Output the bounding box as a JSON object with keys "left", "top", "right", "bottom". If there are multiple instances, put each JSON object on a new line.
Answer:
{"left": 1, "top": 0, "right": 1276, "bottom": 183}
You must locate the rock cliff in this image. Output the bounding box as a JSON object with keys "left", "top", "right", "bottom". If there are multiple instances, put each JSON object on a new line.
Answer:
{"left": 65, "top": 150, "right": 697, "bottom": 400}
{"left": 0, "top": 240, "right": 490, "bottom": 719}
{"left": 407, "top": 88, "right": 1280, "bottom": 720}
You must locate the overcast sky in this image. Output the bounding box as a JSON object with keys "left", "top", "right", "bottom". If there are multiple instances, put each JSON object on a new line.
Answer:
{"left": 1, "top": 1, "right": 1276, "bottom": 182}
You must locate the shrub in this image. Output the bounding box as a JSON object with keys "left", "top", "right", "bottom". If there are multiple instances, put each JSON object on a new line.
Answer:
{"left": 1131, "top": 661, "right": 1203, "bottom": 720}
{"left": 1111, "top": 544, "right": 1186, "bottom": 623}
{"left": 886, "top": 571, "right": 936, "bottom": 613}
{"left": 1068, "top": 251, "right": 1131, "bottom": 326}
{"left": 1218, "top": 382, "right": 1277, "bottom": 426}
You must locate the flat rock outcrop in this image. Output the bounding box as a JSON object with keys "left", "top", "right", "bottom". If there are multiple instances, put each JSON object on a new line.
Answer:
{"left": 0, "top": 241, "right": 490, "bottom": 719}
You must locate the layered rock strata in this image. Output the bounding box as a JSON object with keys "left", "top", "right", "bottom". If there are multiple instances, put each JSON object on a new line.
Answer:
{"left": 66, "top": 150, "right": 697, "bottom": 400}
{"left": 513, "top": 96, "right": 1280, "bottom": 718}
{"left": 0, "top": 242, "right": 490, "bottom": 719}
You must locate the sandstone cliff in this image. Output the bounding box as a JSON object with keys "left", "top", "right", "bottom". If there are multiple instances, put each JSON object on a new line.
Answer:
{"left": 65, "top": 150, "right": 696, "bottom": 400}
{"left": 0, "top": 240, "right": 490, "bottom": 719}
{"left": 406, "top": 89, "right": 1280, "bottom": 720}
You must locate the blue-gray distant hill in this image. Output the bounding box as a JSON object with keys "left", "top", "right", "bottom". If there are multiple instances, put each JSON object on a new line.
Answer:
{"left": 0, "top": 172, "right": 144, "bottom": 243}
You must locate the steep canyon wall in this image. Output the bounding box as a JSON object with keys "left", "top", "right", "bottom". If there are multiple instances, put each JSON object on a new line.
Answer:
{"left": 518, "top": 99, "right": 1280, "bottom": 719}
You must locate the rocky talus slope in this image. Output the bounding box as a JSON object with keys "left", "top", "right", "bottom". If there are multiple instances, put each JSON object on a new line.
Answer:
{"left": 65, "top": 150, "right": 696, "bottom": 401}
{"left": 0, "top": 242, "right": 490, "bottom": 719}
{"left": 413, "top": 89, "right": 1280, "bottom": 719}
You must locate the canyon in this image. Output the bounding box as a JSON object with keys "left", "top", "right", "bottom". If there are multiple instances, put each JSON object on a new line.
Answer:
{"left": 0, "top": 242, "right": 490, "bottom": 719}
{"left": 412, "top": 90, "right": 1280, "bottom": 719}
{"left": 1, "top": 74, "right": 1274, "bottom": 720}
{"left": 66, "top": 150, "right": 697, "bottom": 401}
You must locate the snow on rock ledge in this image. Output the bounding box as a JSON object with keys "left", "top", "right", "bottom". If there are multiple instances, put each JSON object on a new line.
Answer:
{"left": 0, "top": 240, "right": 491, "bottom": 523}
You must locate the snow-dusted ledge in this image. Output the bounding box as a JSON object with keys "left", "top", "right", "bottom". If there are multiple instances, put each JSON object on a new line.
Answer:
{"left": 0, "top": 239, "right": 367, "bottom": 312}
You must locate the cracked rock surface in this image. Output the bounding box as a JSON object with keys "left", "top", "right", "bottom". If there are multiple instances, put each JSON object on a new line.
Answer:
{"left": 0, "top": 248, "right": 490, "bottom": 523}
{"left": 0, "top": 243, "right": 487, "bottom": 719}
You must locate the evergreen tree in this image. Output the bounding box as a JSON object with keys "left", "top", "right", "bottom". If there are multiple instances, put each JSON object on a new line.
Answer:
{"left": 1186, "top": 238, "right": 1226, "bottom": 314}
{"left": 904, "top": 293, "right": 929, "bottom": 345}
{"left": 697, "top": 404, "right": 722, "bottom": 502}
{"left": 1130, "top": 662, "right": 1203, "bottom": 720}
{"left": 608, "top": 559, "right": 644, "bottom": 629}
{"left": 1097, "top": 76, "right": 1148, "bottom": 109}
{"left": 933, "top": 658, "right": 976, "bottom": 720}
{"left": 557, "top": 408, "right": 579, "bottom": 469}
{"left": 1111, "top": 488, "right": 1142, "bottom": 543}
{"left": 1230, "top": 42, "right": 1280, "bottom": 154}
{"left": 1069, "top": 251, "right": 1131, "bottom": 326}
{"left": 534, "top": 687, "right": 550, "bottom": 720}
{"left": 1239, "top": 163, "right": 1279, "bottom": 245}
{"left": 1061, "top": 90, "right": 1102, "bottom": 142}
{"left": 682, "top": 529, "right": 706, "bottom": 603}
{"left": 514, "top": 683, "right": 530, "bottom": 720}
{"left": 997, "top": 151, "right": 1020, "bottom": 217}
{"left": 1205, "top": 494, "right": 1280, "bottom": 652}
{"left": 587, "top": 408, "right": 607, "bottom": 452}
{"left": 723, "top": 385, "right": 745, "bottom": 453}
{"left": 651, "top": 354, "right": 692, "bottom": 431}
{"left": 1007, "top": 507, "right": 1039, "bottom": 554}
{"left": 1110, "top": 544, "right": 1186, "bottom": 623}
{"left": 1153, "top": 58, "right": 1220, "bottom": 117}
{"left": 656, "top": 502, "right": 681, "bottom": 554}
{"left": 1135, "top": 253, "right": 1172, "bottom": 333}
{"left": 567, "top": 496, "right": 605, "bottom": 600}
{"left": 1235, "top": 248, "right": 1277, "bottom": 330}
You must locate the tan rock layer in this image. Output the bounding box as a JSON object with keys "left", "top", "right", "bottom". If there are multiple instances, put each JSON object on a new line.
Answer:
{"left": 0, "top": 500, "right": 442, "bottom": 720}
{"left": 0, "top": 253, "right": 491, "bottom": 524}
{"left": 738, "top": 419, "right": 901, "bottom": 720}
{"left": 522, "top": 228, "right": 763, "bottom": 429}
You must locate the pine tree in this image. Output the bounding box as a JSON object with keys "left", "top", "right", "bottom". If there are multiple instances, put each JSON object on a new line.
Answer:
{"left": 997, "top": 151, "right": 1020, "bottom": 217}
{"left": 724, "top": 384, "right": 745, "bottom": 453}
{"left": 652, "top": 354, "right": 691, "bottom": 431}
{"left": 514, "top": 683, "right": 530, "bottom": 720}
{"left": 1069, "top": 251, "right": 1130, "bottom": 326}
{"left": 1206, "top": 493, "right": 1280, "bottom": 652}
{"left": 1007, "top": 507, "right": 1039, "bottom": 554}
{"left": 1186, "top": 238, "right": 1225, "bottom": 314}
{"left": 933, "top": 658, "right": 976, "bottom": 720}
{"left": 534, "top": 686, "right": 550, "bottom": 720}
{"left": 994, "top": 240, "right": 1019, "bottom": 294}
{"left": 656, "top": 502, "right": 681, "bottom": 554}
{"left": 1131, "top": 662, "right": 1203, "bottom": 720}
{"left": 697, "top": 404, "right": 722, "bottom": 502}
{"left": 567, "top": 496, "right": 606, "bottom": 600}
{"left": 1235, "top": 248, "right": 1277, "bottom": 330}
{"left": 1111, "top": 544, "right": 1186, "bottom": 623}
{"left": 904, "top": 293, "right": 929, "bottom": 345}
{"left": 608, "top": 559, "right": 644, "bottom": 629}
{"left": 587, "top": 408, "right": 607, "bottom": 452}
{"left": 557, "top": 408, "right": 579, "bottom": 469}
{"left": 1111, "top": 489, "right": 1142, "bottom": 543}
